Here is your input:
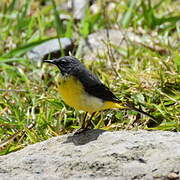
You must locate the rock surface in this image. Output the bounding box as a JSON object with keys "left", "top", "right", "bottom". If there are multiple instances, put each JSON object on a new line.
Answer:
{"left": 27, "top": 38, "right": 73, "bottom": 61}
{"left": 0, "top": 130, "right": 180, "bottom": 180}
{"left": 59, "top": 0, "right": 94, "bottom": 20}
{"left": 72, "top": 0, "right": 91, "bottom": 20}
{"left": 81, "top": 29, "right": 168, "bottom": 61}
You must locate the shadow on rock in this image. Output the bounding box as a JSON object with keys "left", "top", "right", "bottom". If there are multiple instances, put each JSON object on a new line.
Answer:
{"left": 63, "top": 129, "right": 106, "bottom": 146}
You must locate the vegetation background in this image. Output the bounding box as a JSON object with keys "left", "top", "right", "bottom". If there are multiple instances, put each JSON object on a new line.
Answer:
{"left": 0, "top": 0, "right": 179, "bottom": 155}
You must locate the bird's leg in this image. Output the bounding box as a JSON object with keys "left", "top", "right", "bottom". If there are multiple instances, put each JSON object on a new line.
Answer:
{"left": 84, "top": 112, "right": 96, "bottom": 129}
{"left": 74, "top": 112, "right": 96, "bottom": 135}
{"left": 74, "top": 112, "right": 88, "bottom": 134}
{"left": 81, "top": 112, "right": 88, "bottom": 129}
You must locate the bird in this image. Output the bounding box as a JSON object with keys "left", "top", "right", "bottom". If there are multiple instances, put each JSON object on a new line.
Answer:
{"left": 43, "top": 56, "right": 156, "bottom": 133}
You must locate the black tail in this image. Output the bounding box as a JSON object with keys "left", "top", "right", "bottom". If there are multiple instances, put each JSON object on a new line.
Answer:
{"left": 124, "top": 102, "right": 157, "bottom": 120}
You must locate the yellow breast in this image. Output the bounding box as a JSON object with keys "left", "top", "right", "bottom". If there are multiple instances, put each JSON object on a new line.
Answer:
{"left": 57, "top": 76, "right": 104, "bottom": 113}
{"left": 57, "top": 75, "right": 122, "bottom": 113}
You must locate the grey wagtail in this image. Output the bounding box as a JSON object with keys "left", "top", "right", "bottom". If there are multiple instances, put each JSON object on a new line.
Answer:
{"left": 44, "top": 56, "right": 156, "bottom": 132}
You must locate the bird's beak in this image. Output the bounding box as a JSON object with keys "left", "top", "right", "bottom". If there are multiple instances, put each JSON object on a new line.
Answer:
{"left": 43, "top": 59, "right": 57, "bottom": 64}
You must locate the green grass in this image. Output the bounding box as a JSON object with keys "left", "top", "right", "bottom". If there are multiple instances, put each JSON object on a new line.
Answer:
{"left": 0, "top": 0, "right": 180, "bottom": 155}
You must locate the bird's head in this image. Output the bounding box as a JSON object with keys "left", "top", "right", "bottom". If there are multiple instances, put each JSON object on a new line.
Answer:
{"left": 43, "top": 56, "right": 80, "bottom": 76}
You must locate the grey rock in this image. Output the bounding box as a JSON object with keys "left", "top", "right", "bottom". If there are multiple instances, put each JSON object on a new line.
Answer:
{"left": 80, "top": 29, "right": 166, "bottom": 61}
{"left": 72, "top": 0, "right": 90, "bottom": 20}
{"left": 27, "top": 38, "right": 73, "bottom": 61}
{"left": 60, "top": 0, "right": 95, "bottom": 20}
{"left": 59, "top": 0, "right": 72, "bottom": 20}
{"left": 59, "top": 0, "right": 72, "bottom": 11}
{"left": 80, "top": 29, "right": 125, "bottom": 61}
{"left": 0, "top": 130, "right": 180, "bottom": 180}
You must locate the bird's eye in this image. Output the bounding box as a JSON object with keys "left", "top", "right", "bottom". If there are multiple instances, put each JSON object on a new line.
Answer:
{"left": 60, "top": 59, "right": 65, "bottom": 63}
{"left": 60, "top": 59, "right": 69, "bottom": 65}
